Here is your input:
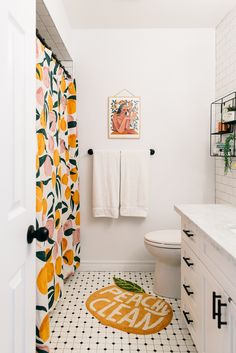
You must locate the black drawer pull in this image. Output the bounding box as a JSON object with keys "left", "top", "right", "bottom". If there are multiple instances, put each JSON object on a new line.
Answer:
{"left": 183, "top": 284, "right": 194, "bottom": 296}
{"left": 183, "top": 256, "right": 194, "bottom": 267}
{"left": 183, "top": 310, "right": 193, "bottom": 324}
{"left": 183, "top": 229, "right": 194, "bottom": 237}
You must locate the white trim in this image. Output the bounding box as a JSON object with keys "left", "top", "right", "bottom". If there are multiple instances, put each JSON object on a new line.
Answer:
{"left": 79, "top": 260, "right": 155, "bottom": 272}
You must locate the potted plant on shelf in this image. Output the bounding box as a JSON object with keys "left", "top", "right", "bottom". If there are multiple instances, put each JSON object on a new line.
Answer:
{"left": 223, "top": 105, "right": 236, "bottom": 123}
{"left": 224, "top": 134, "right": 235, "bottom": 174}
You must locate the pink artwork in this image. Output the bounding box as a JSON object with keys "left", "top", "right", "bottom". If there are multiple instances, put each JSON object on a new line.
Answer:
{"left": 108, "top": 96, "right": 140, "bottom": 139}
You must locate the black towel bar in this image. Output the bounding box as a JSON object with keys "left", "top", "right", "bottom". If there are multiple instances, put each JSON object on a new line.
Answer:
{"left": 88, "top": 149, "right": 155, "bottom": 155}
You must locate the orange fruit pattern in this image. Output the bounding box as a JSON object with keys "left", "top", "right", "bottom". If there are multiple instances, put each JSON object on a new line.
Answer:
{"left": 35, "top": 38, "right": 80, "bottom": 353}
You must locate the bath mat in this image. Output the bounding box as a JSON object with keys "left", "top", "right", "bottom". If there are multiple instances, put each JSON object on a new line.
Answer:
{"left": 86, "top": 277, "right": 173, "bottom": 335}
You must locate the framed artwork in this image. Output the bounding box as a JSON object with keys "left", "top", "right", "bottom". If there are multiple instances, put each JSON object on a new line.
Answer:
{"left": 108, "top": 96, "right": 141, "bottom": 139}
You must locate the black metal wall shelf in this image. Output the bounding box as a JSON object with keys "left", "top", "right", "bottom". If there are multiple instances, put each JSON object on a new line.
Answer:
{"left": 223, "top": 120, "right": 236, "bottom": 125}
{"left": 210, "top": 91, "right": 236, "bottom": 157}
{"left": 211, "top": 131, "right": 232, "bottom": 136}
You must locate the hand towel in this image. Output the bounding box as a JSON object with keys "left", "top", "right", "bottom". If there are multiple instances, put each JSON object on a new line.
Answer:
{"left": 120, "top": 150, "right": 149, "bottom": 217}
{"left": 92, "top": 150, "right": 120, "bottom": 218}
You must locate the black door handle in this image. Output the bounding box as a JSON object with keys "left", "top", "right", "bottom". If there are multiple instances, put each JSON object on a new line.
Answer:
{"left": 183, "top": 229, "right": 194, "bottom": 237}
{"left": 217, "top": 299, "right": 227, "bottom": 329}
{"left": 212, "top": 291, "right": 221, "bottom": 320}
{"left": 183, "top": 310, "right": 193, "bottom": 324}
{"left": 183, "top": 284, "right": 194, "bottom": 296}
{"left": 212, "top": 291, "right": 227, "bottom": 329}
{"left": 27, "top": 225, "right": 49, "bottom": 244}
{"left": 183, "top": 256, "right": 194, "bottom": 267}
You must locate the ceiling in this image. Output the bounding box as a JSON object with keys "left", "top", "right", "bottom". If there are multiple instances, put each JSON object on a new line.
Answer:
{"left": 62, "top": 0, "right": 236, "bottom": 28}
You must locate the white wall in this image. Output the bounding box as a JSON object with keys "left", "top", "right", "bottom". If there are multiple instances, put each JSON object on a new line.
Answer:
{"left": 215, "top": 6, "right": 236, "bottom": 205}
{"left": 74, "top": 28, "right": 215, "bottom": 270}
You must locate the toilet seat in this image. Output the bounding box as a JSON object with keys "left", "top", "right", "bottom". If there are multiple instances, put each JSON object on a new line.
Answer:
{"left": 144, "top": 230, "right": 181, "bottom": 249}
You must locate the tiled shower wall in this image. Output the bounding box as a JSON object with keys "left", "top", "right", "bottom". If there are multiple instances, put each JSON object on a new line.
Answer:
{"left": 215, "top": 6, "right": 236, "bottom": 205}
{"left": 36, "top": 0, "right": 73, "bottom": 75}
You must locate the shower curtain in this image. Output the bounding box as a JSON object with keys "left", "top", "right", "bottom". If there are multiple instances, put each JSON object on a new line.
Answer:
{"left": 35, "top": 38, "right": 80, "bottom": 353}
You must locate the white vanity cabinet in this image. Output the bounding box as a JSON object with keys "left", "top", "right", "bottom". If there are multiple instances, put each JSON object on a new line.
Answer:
{"left": 176, "top": 205, "right": 236, "bottom": 353}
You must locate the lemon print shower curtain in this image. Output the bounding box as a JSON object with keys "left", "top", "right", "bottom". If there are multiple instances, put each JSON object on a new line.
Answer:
{"left": 36, "top": 38, "right": 80, "bottom": 353}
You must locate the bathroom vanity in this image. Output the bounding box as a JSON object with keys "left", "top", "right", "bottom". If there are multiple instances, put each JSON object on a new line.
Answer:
{"left": 175, "top": 204, "right": 236, "bottom": 353}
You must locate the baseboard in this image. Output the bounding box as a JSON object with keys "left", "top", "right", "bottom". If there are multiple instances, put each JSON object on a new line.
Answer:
{"left": 79, "top": 260, "right": 155, "bottom": 272}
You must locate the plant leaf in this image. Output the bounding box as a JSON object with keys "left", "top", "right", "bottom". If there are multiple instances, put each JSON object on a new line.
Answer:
{"left": 36, "top": 251, "right": 46, "bottom": 262}
{"left": 68, "top": 214, "right": 75, "bottom": 220}
{"left": 62, "top": 207, "right": 68, "bottom": 214}
{"left": 113, "top": 277, "right": 145, "bottom": 293}
{"left": 68, "top": 121, "right": 77, "bottom": 129}
{"left": 45, "top": 247, "right": 53, "bottom": 261}
{"left": 39, "top": 155, "right": 47, "bottom": 167}
{"left": 223, "top": 134, "right": 234, "bottom": 174}
{"left": 68, "top": 95, "right": 76, "bottom": 100}
{"left": 36, "top": 305, "right": 47, "bottom": 312}
{"left": 48, "top": 292, "right": 55, "bottom": 309}
{"left": 64, "top": 228, "right": 75, "bottom": 236}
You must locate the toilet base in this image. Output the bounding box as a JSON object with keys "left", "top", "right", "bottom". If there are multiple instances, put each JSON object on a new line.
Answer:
{"left": 153, "top": 260, "right": 181, "bottom": 299}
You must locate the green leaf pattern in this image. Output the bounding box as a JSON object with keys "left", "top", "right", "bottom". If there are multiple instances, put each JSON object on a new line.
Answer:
{"left": 36, "top": 38, "right": 80, "bottom": 352}
{"left": 113, "top": 277, "right": 146, "bottom": 293}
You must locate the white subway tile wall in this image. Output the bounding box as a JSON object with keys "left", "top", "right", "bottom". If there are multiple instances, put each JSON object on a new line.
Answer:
{"left": 215, "top": 6, "right": 236, "bottom": 205}
{"left": 61, "top": 61, "right": 74, "bottom": 75}
{"left": 36, "top": 0, "right": 72, "bottom": 63}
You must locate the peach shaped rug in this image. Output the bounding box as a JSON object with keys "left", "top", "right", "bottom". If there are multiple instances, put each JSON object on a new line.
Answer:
{"left": 86, "top": 277, "right": 173, "bottom": 335}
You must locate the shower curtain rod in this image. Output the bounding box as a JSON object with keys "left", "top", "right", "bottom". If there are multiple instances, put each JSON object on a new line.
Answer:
{"left": 36, "top": 29, "right": 72, "bottom": 79}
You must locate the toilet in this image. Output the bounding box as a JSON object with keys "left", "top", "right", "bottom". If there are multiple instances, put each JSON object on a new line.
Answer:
{"left": 144, "top": 230, "right": 181, "bottom": 299}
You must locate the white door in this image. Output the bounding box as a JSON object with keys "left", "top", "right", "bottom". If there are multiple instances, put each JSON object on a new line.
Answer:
{"left": 0, "top": 0, "right": 36, "bottom": 352}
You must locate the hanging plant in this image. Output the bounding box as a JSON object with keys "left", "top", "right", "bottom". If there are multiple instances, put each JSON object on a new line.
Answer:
{"left": 224, "top": 134, "right": 235, "bottom": 174}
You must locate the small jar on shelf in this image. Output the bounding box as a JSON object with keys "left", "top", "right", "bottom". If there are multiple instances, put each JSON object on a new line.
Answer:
{"left": 216, "top": 122, "right": 231, "bottom": 133}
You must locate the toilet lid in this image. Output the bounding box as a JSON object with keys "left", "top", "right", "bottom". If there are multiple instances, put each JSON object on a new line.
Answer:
{"left": 144, "top": 230, "right": 181, "bottom": 247}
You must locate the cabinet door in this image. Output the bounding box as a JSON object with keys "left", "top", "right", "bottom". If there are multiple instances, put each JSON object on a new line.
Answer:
{"left": 204, "top": 268, "right": 230, "bottom": 353}
{"left": 228, "top": 299, "right": 236, "bottom": 353}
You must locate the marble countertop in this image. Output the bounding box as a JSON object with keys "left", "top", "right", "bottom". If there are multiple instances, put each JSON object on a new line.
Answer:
{"left": 174, "top": 204, "right": 236, "bottom": 265}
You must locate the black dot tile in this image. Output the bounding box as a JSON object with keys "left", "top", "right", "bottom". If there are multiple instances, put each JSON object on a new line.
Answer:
{"left": 49, "top": 271, "right": 196, "bottom": 353}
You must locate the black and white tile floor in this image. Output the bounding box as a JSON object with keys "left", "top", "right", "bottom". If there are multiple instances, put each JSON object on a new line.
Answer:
{"left": 50, "top": 271, "right": 197, "bottom": 353}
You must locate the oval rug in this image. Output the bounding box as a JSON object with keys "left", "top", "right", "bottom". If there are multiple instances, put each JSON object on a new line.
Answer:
{"left": 86, "top": 277, "right": 173, "bottom": 335}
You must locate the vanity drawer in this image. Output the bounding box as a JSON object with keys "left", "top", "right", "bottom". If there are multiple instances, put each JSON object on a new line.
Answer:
{"left": 182, "top": 300, "right": 203, "bottom": 353}
{"left": 181, "top": 268, "right": 203, "bottom": 321}
{"left": 181, "top": 242, "right": 201, "bottom": 282}
{"left": 181, "top": 217, "right": 202, "bottom": 253}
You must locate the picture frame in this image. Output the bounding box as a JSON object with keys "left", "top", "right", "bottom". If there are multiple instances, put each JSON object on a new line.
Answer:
{"left": 108, "top": 96, "right": 141, "bottom": 139}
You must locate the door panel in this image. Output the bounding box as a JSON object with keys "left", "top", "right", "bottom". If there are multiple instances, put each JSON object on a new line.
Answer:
{"left": 8, "top": 12, "right": 26, "bottom": 220}
{"left": 229, "top": 300, "right": 236, "bottom": 353}
{"left": 9, "top": 268, "right": 26, "bottom": 352}
{"left": 204, "top": 268, "right": 230, "bottom": 353}
{"left": 0, "top": 0, "right": 36, "bottom": 352}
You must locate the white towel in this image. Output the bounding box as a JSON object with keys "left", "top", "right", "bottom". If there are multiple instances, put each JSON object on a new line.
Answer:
{"left": 120, "top": 150, "right": 149, "bottom": 217}
{"left": 92, "top": 150, "right": 120, "bottom": 218}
